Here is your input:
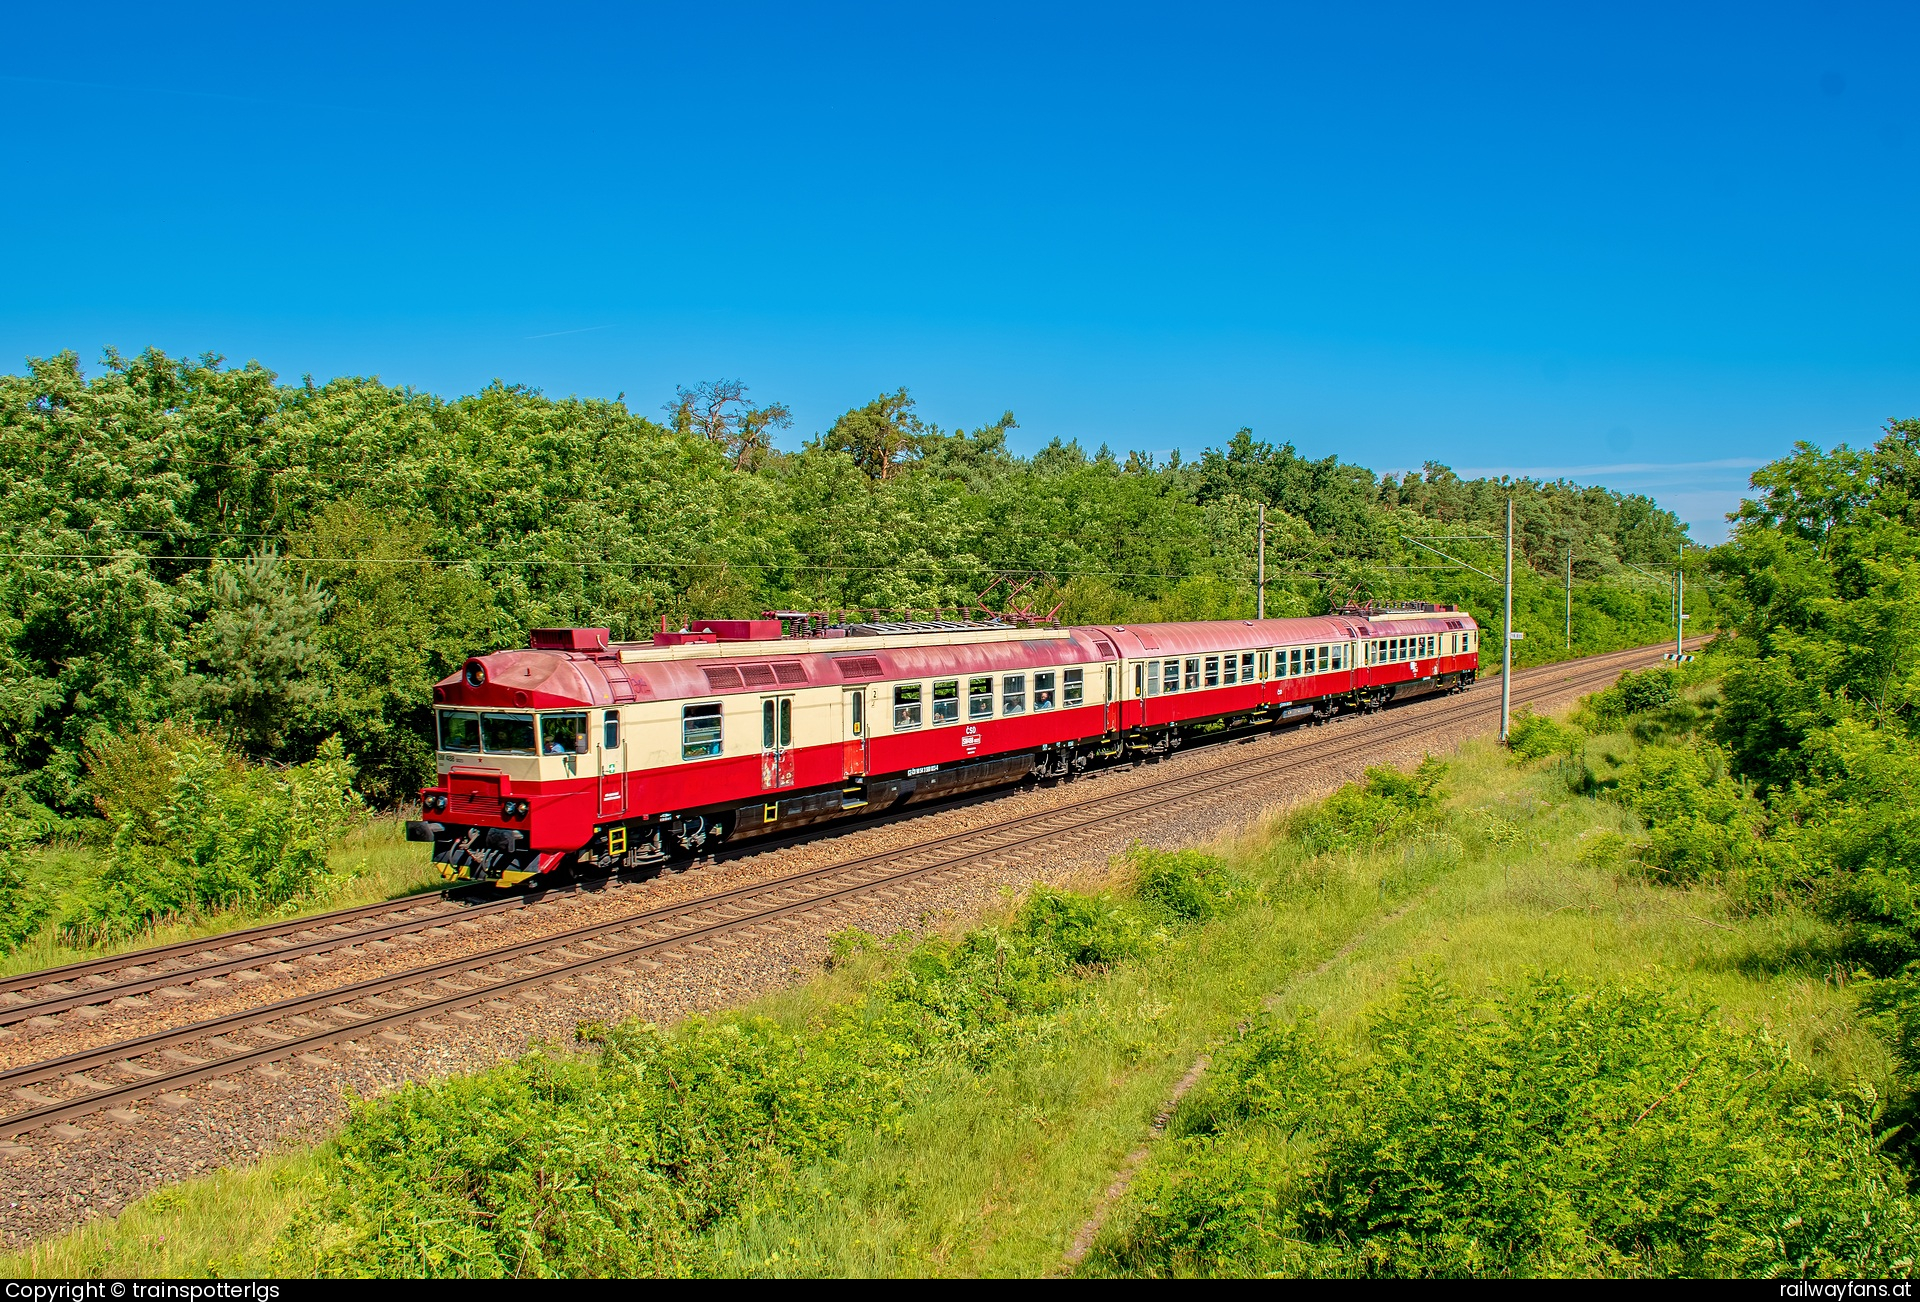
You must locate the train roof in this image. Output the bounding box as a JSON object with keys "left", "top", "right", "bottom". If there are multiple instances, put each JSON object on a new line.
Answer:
{"left": 431, "top": 609, "right": 1480, "bottom": 710}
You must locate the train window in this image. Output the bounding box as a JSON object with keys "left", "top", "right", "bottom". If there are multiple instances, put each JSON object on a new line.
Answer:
{"left": 481, "top": 712, "right": 537, "bottom": 755}
{"left": 540, "top": 712, "right": 590, "bottom": 756}
{"left": 1331, "top": 645, "right": 1343, "bottom": 671}
{"left": 1065, "top": 667, "right": 1085, "bottom": 707}
{"left": 1163, "top": 661, "right": 1180, "bottom": 694}
{"left": 1241, "top": 652, "right": 1255, "bottom": 681}
{"left": 1002, "top": 674, "right": 1027, "bottom": 715}
{"left": 1184, "top": 658, "right": 1201, "bottom": 691}
{"left": 681, "top": 703, "right": 723, "bottom": 760}
{"left": 1145, "top": 661, "right": 1159, "bottom": 696}
{"left": 1204, "top": 656, "right": 1220, "bottom": 688}
{"left": 894, "top": 683, "right": 923, "bottom": 730}
{"left": 1034, "top": 671, "right": 1057, "bottom": 710}
{"left": 969, "top": 676, "right": 994, "bottom": 719}
{"left": 603, "top": 712, "right": 619, "bottom": 750}
{"left": 1289, "top": 647, "right": 1302, "bottom": 676}
{"left": 762, "top": 700, "right": 775, "bottom": 748}
{"left": 1318, "top": 646, "right": 1329, "bottom": 672}
{"left": 1223, "top": 655, "right": 1237, "bottom": 686}
{"left": 780, "top": 698, "right": 793, "bottom": 747}
{"left": 438, "top": 710, "right": 481, "bottom": 753}
{"left": 1259, "top": 651, "right": 1270, "bottom": 679}
{"left": 932, "top": 679, "right": 960, "bottom": 724}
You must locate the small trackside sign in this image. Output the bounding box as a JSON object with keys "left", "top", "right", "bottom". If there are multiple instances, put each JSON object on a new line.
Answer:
{"left": 1509, "top": 631, "right": 1525, "bottom": 640}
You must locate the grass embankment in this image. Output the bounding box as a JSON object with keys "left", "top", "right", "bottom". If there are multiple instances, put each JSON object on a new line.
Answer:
{"left": 0, "top": 815, "right": 438, "bottom": 983}
{"left": 6, "top": 709, "right": 1909, "bottom": 1278}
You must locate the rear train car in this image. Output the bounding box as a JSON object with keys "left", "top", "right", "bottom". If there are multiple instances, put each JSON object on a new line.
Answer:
{"left": 408, "top": 606, "right": 1480, "bottom": 885}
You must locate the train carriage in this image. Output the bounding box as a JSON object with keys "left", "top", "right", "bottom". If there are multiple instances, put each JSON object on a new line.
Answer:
{"left": 409, "top": 606, "right": 1479, "bottom": 886}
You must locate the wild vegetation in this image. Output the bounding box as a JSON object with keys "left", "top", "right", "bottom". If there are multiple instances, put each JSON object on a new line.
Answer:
{"left": 12, "top": 708, "right": 1913, "bottom": 1278}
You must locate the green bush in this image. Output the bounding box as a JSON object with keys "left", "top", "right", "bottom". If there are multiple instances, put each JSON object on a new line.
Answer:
{"left": 1015, "top": 886, "right": 1146, "bottom": 967}
{"left": 0, "top": 825, "right": 52, "bottom": 954}
{"left": 68, "top": 726, "right": 362, "bottom": 938}
{"left": 1291, "top": 759, "right": 1448, "bottom": 855}
{"left": 1096, "top": 973, "right": 1919, "bottom": 1278}
{"left": 1610, "top": 740, "right": 1768, "bottom": 889}
{"left": 1506, "top": 708, "right": 1581, "bottom": 761}
{"left": 1131, "top": 847, "right": 1247, "bottom": 922}
{"left": 280, "top": 870, "right": 1217, "bottom": 1276}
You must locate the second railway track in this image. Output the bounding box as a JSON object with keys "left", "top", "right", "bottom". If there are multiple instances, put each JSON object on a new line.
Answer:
{"left": 0, "top": 642, "right": 1678, "bottom": 1139}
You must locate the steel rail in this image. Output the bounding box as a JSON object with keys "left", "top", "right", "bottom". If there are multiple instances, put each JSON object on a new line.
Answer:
{"left": 0, "top": 642, "right": 1675, "bottom": 1138}
{"left": 0, "top": 889, "right": 470, "bottom": 998}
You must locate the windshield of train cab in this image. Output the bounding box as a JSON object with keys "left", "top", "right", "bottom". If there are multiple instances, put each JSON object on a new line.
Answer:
{"left": 436, "top": 708, "right": 547, "bottom": 755}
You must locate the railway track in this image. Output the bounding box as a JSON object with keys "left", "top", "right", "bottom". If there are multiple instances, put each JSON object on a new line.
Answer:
{"left": 0, "top": 642, "right": 1680, "bottom": 1139}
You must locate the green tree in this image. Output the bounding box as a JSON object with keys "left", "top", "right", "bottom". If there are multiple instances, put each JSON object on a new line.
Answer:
{"left": 180, "top": 551, "right": 331, "bottom": 756}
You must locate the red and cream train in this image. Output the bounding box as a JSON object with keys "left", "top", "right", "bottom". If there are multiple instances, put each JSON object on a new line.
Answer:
{"left": 408, "top": 607, "right": 1481, "bottom": 885}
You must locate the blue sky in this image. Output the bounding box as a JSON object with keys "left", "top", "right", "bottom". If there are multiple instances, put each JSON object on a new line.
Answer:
{"left": 3, "top": 2, "right": 1915, "bottom": 541}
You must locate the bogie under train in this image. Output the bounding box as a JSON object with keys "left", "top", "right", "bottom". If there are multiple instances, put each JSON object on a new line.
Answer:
{"left": 408, "top": 607, "right": 1480, "bottom": 885}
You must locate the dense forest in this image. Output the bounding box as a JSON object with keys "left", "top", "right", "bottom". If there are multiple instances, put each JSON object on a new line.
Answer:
{"left": 0, "top": 348, "right": 1694, "bottom": 830}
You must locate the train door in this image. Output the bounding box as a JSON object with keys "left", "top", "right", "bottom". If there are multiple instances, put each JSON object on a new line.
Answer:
{"left": 760, "top": 695, "right": 796, "bottom": 791}
{"left": 841, "top": 689, "right": 868, "bottom": 779}
{"left": 1104, "top": 664, "right": 1117, "bottom": 733}
{"left": 598, "top": 709, "right": 625, "bottom": 816}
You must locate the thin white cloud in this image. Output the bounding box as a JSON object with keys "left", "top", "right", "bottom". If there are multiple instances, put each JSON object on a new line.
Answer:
{"left": 523, "top": 324, "right": 616, "bottom": 340}
{"left": 1451, "top": 458, "right": 1765, "bottom": 478}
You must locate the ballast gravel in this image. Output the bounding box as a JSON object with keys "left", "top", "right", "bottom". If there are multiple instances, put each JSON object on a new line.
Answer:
{"left": 0, "top": 652, "right": 1660, "bottom": 1251}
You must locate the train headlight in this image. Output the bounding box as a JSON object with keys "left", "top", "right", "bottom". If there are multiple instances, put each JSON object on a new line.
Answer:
{"left": 464, "top": 660, "right": 487, "bottom": 687}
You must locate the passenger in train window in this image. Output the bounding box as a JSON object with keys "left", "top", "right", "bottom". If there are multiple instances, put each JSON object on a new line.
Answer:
{"left": 1034, "top": 671, "right": 1057, "bottom": 710}
{"left": 1184, "top": 658, "right": 1201, "bottom": 691}
{"left": 1204, "top": 656, "right": 1220, "bottom": 688}
{"left": 1290, "top": 648, "right": 1303, "bottom": 675}
{"left": 1064, "top": 667, "right": 1084, "bottom": 706}
{"left": 1163, "top": 661, "right": 1180, "bottom": 693}
{"left": 1223, "top": 655, "right": 1237, "bottom": 685}
{"left": 1002, "top": 674, "right": 1026, "bottom": 714}
{"left": 969, "top": 676, "right": 993, "bottom": 719}
{"left": 894, "top": 683, "right": 923, "bottom": 729}
{"left": 932, "top": 678, "right": 960, "bottom": 724}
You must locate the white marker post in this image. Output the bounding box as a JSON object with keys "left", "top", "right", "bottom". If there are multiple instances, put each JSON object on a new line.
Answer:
{"left": 1676, "top": 538, "right": 1684, "bottom": 661}
{"left": 1501, "top": 497, "right": 1514, "bottom": 744}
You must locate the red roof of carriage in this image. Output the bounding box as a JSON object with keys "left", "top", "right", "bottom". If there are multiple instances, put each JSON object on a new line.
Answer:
{"left": 432, "top": 610, "right": 1482, "bottom": 710}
